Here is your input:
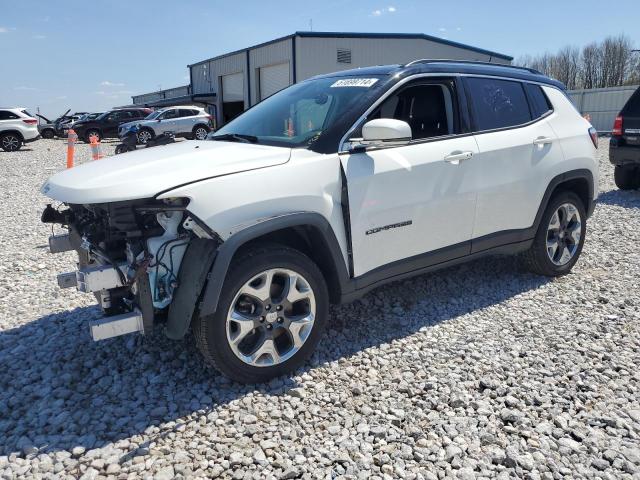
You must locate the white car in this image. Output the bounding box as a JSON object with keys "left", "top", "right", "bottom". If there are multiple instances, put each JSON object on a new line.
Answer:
{"left": 0, "top": 107, "right": 40, "bottom": 151}
{"left": 118, "top": 106, "right": 213, "bottom": 144}
{"left": 41, "top": 61, "right": 598, "bottom": 383}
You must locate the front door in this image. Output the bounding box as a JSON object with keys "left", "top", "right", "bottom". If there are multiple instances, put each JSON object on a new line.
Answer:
{"left": 340, "top": 80, "right": 479, "bottom": 276}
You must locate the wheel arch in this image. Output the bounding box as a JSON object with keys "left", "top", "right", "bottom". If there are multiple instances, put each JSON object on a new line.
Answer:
{"left": 1, "top": 129, "right": 24, "bottom": 141}
{"left": 199, "top": 212, "right": 350, "bottom": 319}
{"left": 534, "top": 169, "right": 595, "bottom": 231}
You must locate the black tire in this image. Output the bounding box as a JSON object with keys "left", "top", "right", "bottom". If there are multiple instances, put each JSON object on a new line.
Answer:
{"left": 85, "top": 129, "right": 101, "bottom": 143}
{"left": 41, "top": 129, "right": 55, "bottom": 139}
{"left": 521, "top": 191, "right": 586, "bottom": 277}
{"left": 614, "top": 165, "right": 640, "bottom": 190}
{"left": 137, "top": 128, "right": 154, "bottom": 145}
{"left": 1, "top": 133, "right": 22, "bottom": 152}
{"left": 192, "top": 125, "right": 210, "bottom": 140}
{"left": 193, "top": 245, "right": 329, "bottom": 384}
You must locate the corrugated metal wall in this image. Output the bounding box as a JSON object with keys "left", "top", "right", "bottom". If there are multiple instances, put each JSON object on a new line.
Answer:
{"left": 249, "top": 39, "right": 293, "bottom": 104}
{"left": 132, "top": 85, "right": 190, "bottom": 105}
{"left": 295, "top": 37, "right": 510, "bottom": 81}
{"left": 567, "top": 85, "right": 638, "bottom": 133}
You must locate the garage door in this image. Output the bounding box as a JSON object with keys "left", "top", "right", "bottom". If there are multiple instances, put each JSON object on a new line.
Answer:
{"left": 221, "top": 72, "right": 244, "bottom": 102}
{"left": 259, "top": 63, "right": 290, "bottom": 100}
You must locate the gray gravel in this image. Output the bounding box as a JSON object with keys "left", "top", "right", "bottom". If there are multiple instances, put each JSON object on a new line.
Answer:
{"left": 1, "top": 137, "right": 639, "bottom": 479}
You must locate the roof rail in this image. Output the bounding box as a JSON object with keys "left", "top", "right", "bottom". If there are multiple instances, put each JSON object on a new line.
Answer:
{"left": 404, "top": 59, "right": 542, "bottom": 75}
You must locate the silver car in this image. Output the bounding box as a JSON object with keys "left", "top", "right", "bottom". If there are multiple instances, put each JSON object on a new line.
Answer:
{"left": 119, "top": 106, "right": 213, "bottom": 144}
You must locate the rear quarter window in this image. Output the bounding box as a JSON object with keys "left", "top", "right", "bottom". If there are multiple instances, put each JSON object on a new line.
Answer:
{"left": 525, "top": 84, "right": 553, "bottom": 119}
{"left": 466, "top": 77, "right": 532, "bottom": 131}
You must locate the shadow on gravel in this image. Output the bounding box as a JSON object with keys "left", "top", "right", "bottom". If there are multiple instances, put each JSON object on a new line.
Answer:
{"left": 596, "top": 189, "right": 640, "bottom": 209}
{"left": 0, "top": 255, "right": 550, "bottom": 456}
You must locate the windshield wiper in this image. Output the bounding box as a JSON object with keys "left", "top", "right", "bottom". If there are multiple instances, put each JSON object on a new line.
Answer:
{"left": 209, "top": 133, "right": 258, "bottom": 143}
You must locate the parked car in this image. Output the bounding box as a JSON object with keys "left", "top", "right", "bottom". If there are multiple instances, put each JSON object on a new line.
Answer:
{"left": 0, "top": 107, "right": 40, "bottom": 151}
{"left": 41, "top": 61, "right": 598, "bottom": 383}
{"left": 63, "top": 112, "right": 103, "bottom": 137}
{"left": 118, "top": 106, "right": 213, "bottom": 144}
{"left": 610, "top": 86, "right": 640, "bottom": 189}
{"left": 72, "top": 108, "right": 152, "bottom": 143}
{"left": 36, "top": 114, "right": 57, "bottom": 139}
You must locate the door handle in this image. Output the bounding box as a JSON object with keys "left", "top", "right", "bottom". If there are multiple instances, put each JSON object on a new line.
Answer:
{"left": 444, "top": 151, "right": 473, "bottom": 165}
{"left": 533, "top": 136, "right": 553, "bottom": 145}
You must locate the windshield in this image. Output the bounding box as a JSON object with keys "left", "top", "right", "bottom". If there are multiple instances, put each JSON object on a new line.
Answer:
{"left": 145, "top": 110, "right": 164, "bottom": 120}
{"left": 211, "top": 76, "right": 385, "bottom": 148}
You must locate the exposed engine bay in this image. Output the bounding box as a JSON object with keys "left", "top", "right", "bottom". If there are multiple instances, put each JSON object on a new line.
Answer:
{"left": 42, "top": 198, "right": 216, "bottom": 340}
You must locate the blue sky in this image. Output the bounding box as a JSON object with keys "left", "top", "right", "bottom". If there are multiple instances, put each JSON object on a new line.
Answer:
{"left": 1, "top": 0, "right": 639, "bottom": 118}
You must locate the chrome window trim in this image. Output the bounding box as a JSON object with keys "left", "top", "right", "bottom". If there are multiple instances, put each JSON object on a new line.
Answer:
{"left": 338, "top": 72, "right": 564, "bottom": 153}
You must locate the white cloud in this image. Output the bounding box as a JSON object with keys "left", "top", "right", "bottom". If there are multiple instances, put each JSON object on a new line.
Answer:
{"left": 372, "top": 9, "right": 382, "bottom": 16}
{"left": 100, "top": 80, "right": 125, "bottom": 87}
{"left": 183, "top": 74, "right": 190, "bottom": 81}
{"left": 388, "top": 6, "right": 396, "bottom": 12}
{"left": 95, "top": 91, "right": 106, "bottom": 95}
{"left": 14, "top": 86, "right": 38, "bottom": 91}
{"left": 456, "top": 27, "right": 462, "bottom": 31}
{"left": 33, "top": 34, "right": 46, "bottom": 40}
{"left": 439, "top": 27, "right": 447, "bottom": 32}
{"left": 0, "top": 27, "right": 8, "bottom": 33}
{"left": 372, "top": 6, "right": 396, "bottom": 16}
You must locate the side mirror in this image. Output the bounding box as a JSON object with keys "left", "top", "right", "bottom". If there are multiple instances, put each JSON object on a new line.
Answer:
{"left": 360, "top": 119, "right": 411, "bottom": 146}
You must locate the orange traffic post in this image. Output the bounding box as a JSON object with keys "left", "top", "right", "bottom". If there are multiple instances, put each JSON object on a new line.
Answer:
{"left": 66, "top": 129, "right": 77, "bottom": 168}
{"left": 89, "top": 135, "right": 104, "bottom": 161}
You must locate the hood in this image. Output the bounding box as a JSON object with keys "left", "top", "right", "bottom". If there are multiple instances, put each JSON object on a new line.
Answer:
{"left": 42, "top": 140, "right": 291, "bottom": 204}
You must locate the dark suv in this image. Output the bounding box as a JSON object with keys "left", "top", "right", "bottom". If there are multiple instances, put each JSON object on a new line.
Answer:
{"left": 72, "top": 108, "right": 152, "bottom": 143}
{"left": 610, "top": 86, "right": 640, "bottom": 189}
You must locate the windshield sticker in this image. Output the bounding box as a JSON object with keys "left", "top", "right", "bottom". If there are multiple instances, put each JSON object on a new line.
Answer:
{"left": 330, "top": 78, "right": 379, "bottom": 88}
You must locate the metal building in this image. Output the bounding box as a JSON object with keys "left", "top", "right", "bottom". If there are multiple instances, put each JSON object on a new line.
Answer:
{"left": 134, "top": 31, "right": 512, "bottom": 127}
{"left": 131, "top": 85, "right": 216, "bottom": 112}
{"left": 566, "top": 85, "right": 639, "bottom": 133}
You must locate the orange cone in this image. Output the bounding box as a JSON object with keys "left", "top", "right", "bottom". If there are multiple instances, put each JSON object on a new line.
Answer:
{"left": 89, "top": 135, "right": 103, "bottom": 160}
{"left": 66, "top": 129, "right": 77, "bottom": 168}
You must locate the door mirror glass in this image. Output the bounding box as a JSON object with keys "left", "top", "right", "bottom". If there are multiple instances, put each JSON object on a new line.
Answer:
{"left": 360, "top": 119, "right": 411, "bottom": 145}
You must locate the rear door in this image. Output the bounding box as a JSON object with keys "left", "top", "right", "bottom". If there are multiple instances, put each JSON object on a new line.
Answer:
{"left": 464, "top": 77, "right": 565, "bottom": 250}
{"left": 177, "top": 109, "right": 198, "bottom": 134}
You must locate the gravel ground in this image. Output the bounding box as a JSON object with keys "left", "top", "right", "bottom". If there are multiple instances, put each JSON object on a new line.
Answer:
{"left": 0, "top": 137, "right": 639, "bottom": 480}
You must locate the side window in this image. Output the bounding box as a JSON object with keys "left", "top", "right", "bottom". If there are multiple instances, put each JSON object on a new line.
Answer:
{"left": 161, "top": 109, "right": 178, "bottom": 120}
{"left": 525, "top": 84, "right": 553, "bottom": 119}
{"left": 361, "top": 81, "right": 457, "bottom": 140}
{"left": 178, "top": 109, "right": 194, "bottom": 117}
{"left": 466, "top": 78, "right": 532, "bottom": 131}
{"left": 0, "top": 110, "right": 19, "bottom": 120}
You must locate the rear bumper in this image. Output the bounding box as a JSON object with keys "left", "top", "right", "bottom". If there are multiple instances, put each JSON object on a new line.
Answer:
{"left": 609, "top": 140, "right": 640, "bottom": 166}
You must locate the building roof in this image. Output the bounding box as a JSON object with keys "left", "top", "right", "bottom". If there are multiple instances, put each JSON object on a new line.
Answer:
{"left": 187, "top": 31, "right": 512, "bottom": 68}
{"left": 307, "top": 60, "right": 565, "bottom": 89}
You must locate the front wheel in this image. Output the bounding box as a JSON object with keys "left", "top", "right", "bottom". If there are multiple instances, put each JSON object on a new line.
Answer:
{"left": 1, "top": 133, "right": 22, "bottom": 152}
{"left": 137, "top": 128, "right": 153, "bottom": 145}
{"left": 521, "top": 191, "right": 586, "bottom": 277}
{"left": 193, "top": 245, "right": 329, "bottom": 383}
{"left": 614, "top": 165, "right": 640, "bottom": 190}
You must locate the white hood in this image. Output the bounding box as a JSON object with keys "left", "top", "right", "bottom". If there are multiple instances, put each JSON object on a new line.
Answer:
{"left": 41, "top": 140, "right": 291, "bottom": 204}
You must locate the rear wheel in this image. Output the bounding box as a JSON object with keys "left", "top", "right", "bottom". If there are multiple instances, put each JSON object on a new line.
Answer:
{"left": 521, "top": 191, "right": 586, "bottom": 277}
{"left": 614, "top": 165, "right": 640, "bottom": 190}
{"left": 1, "top": 133, "right": 22, "bottom": 152}
{"left": 193, "top": 125, "right": 210, "bottom": 140}
{"left": 193, "top": 245, "right": 329, "bottom": 383}
{"left": 41, "top": 129, "right": 55, "bottom": 139}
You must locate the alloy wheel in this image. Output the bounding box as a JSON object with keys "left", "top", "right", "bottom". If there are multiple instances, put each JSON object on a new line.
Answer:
{"left": 226, "top": 268, "right": 316, "bottom": 367}
{"left": 137, "top": 130, "right": 152, "bottom": 144}
{"left": 2, "top": 135, "right": 20, "bottom": 151}
{"left": 546, "top": 202, "right": 582, "bottom": 266}
{"left": 195, "top": 127, "right": 208, "bottom": 140}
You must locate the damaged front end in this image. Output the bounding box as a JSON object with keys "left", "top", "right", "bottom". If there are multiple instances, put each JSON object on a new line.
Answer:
{"left": 42, "top": 198, "right": 218, "bottom": 341}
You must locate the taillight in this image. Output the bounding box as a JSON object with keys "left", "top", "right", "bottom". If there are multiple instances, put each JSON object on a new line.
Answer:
{"left": 22, "top": 119, "right": 38, "bottom": 125}
{"left": 588, "top": 127, "right": 598, "bottom": 149}
{"left": 612, "top": 115, "right": 623, "bottom": 136}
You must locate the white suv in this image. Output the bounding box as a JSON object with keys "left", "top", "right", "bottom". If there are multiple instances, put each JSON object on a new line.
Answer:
{"left": 41, "top": 61, "right": 598, "bottom": 383}
{"left": 118, "top": 106, "right": 213, "bottom": 144}
{"left": 0, "top": 107, "right": 40, "bottom": 151}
